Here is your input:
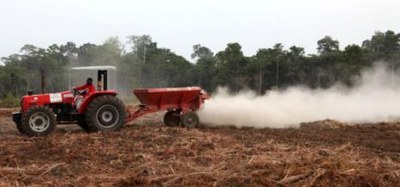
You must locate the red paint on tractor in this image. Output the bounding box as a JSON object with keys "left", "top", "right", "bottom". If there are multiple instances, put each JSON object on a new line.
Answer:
{"left": 21, "top": 91, "right": 74, "bottom": 112}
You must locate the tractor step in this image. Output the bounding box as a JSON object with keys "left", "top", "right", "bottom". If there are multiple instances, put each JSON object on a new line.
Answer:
{"left": 69, "top": 110, "right": 80, "bottom": 115}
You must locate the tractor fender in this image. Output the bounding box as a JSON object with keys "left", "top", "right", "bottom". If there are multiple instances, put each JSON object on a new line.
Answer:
{"left": 78, "top": 91, "right": 117, "bottom": 114}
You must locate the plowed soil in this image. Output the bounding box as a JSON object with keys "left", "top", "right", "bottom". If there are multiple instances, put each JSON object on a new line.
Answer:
{"left": 0, "top": 108, "right": 400, "bottom": 186}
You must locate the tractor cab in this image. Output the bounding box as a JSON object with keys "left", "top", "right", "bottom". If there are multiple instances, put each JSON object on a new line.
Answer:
{"left": 69, "top": 65, "right": 117, "bottom": 92}
{"left": 69, "top": 66, "right": 117, "bottom": 111}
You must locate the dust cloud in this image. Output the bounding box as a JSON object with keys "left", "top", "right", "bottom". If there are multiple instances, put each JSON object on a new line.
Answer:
{"left": 198, "top": 63, "right": 400, "bottom": 128}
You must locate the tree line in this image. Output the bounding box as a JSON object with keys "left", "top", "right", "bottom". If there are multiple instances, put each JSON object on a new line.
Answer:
{"left": 0, "top": 30, "right": 399, "bottom": 104}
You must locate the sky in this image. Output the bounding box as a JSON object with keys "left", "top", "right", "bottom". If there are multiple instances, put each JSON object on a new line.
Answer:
{"left": 0, "top": 0, "right": 399, "bottom": 61}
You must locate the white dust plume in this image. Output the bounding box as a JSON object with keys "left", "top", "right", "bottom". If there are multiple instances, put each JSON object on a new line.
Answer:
{"left": 198, "top": 63, "right": 400, "bottom": 128}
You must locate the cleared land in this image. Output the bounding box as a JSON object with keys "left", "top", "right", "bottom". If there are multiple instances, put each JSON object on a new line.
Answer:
{"left": 0, "top": 108, "right": 399, "bottom": 186}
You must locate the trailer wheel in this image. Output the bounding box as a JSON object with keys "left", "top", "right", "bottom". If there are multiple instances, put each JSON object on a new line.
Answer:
{"left": 163, "top": 111, "right": 181, "bottom": 126}
{"left": 181, "top": 111, "right": 199, "bottom": 128}
{"left": 85, "top": 95, "right": 126, "bottom": 132}
{"left": 20, "top": 106, "right": 56, "bottom": 136}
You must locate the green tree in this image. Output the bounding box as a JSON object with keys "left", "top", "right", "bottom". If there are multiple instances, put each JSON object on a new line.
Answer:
{"left": 192, "top": 44, "right": 216, "bottom": 91}
{"left": 286, "top": 46, "right": 307, "bottom": 85}
{"left": 362, "top": 31, "right": 400, "bottom": 71}
{"left": 252, "top": 48, "right": 272, "bottom": 94}
{"left": 317, "top": 36, "right": 339, "bottom": 54}
{"left": 215, "top": 43, "right": 249, "bottom": 92}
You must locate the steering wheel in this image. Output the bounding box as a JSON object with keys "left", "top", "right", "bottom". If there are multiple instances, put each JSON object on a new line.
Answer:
{"left": 73, "top": 88, "right": 81, "bottom": 96}
{"left": 73, "top": 88, "right": 87, "bottom": 96}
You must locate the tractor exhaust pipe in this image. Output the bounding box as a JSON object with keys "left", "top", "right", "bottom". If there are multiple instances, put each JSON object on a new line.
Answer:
{"left": 41, "top": 69, "right": 45, "bottom": 94}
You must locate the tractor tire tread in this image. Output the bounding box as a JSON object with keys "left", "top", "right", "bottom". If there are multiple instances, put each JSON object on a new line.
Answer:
{"left": 163, "top": 111, "right": 181, "bottom": 126}
{"left": 15, "top": 122, "right": 26, "bottom": 134}
{"left": 181, "top": 111, "right": 200, "bottom": 128}
{"left": 77, "top": 116, "right": 96, "bottom": 132}
{"left": 20, "top": 106, "right": 56, "bottom": 136}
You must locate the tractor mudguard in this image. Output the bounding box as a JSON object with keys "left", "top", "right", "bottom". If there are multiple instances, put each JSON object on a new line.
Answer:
{"left": 77, "top": 90, "right": 117, "bottom": 114}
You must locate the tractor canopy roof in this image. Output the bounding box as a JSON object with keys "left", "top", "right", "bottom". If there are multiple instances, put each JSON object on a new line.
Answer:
{"left": 71, "top": 66, "right": 117, "bottom": 71}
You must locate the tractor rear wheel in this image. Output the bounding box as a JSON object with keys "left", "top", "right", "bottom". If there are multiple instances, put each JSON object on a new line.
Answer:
{"left": 85, "top": 95, "right": 126, "bottom": 132}
{"left": 163, "top": 111, "right": 181, "bottom": 126}
{"left": 77, "top": 116, "right": 96, "bottom": 132}
{"left": 20, "top": 106, "right": 56, "bottom": 136}
{"left": 181, "top": 111, "right": 199, "bottom": 128}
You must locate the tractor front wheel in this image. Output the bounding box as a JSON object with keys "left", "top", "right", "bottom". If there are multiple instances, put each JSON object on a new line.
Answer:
{"left": 181, "top": 111, "right": 199, "bottom": 128}
{"left": 20, "top": 106, "right": 56, "bottom": 136}
{"left": 85, "top": 95, "right": 126, "bottom": 132}
{"left": 15, "top": 122, "right": 26, "bottom": 134}
{"left": 163, "top": 111, "right": 181, "bottom": 126}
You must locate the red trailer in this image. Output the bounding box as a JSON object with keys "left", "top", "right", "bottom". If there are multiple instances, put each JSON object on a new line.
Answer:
{"left": 127, "top": 87, "right": 209, "bottom": 128}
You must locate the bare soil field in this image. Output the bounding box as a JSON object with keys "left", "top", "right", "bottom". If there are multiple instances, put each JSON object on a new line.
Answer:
{"left": 0, "top": 108, "right": 399, "bottom": 186}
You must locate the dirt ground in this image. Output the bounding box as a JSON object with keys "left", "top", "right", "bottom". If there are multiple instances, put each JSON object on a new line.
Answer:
{"left": 0, "top": 108, "right": 400, "bottom": 186}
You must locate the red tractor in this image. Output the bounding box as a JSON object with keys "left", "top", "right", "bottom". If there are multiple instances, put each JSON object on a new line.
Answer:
{"left": 12, "top": 66, "right": 209, "bottom": 136}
